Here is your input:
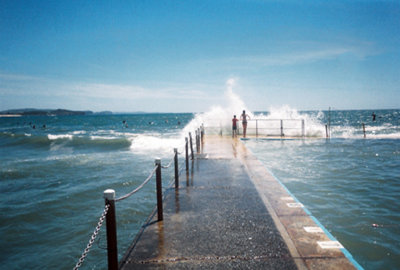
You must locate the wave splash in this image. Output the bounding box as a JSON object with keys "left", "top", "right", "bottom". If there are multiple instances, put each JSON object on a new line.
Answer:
{"left": 1, "top": 131, "right": 133, "bottom": 151}
{"left": 182, "top": 79, "right": 325, "bottom": 137}
{"left": 181, "top": 78, "right": 400, "bottom": 139}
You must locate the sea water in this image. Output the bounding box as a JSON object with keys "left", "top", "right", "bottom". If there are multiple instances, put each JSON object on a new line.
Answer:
{"left": 1, "top": 105, "right": 399, "bottom": 269}
{"left": 0, "top": 113, "right": 193, "bottom": 270}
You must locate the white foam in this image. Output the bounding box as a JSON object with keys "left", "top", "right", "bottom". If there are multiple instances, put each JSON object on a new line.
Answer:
{"left": 48, "top": 134, "right": 73, "bottom": 140}
{"left": 72, "top": 130, "right": 86, "bottom": 135}
{"left": 181, "top": 79, "right": 328, "bottom": 137}
{"left": 89, "top": 135, "right": 119, "bottom": 140}
{"left": 130, "top": 134, "right": 183, "bottom": 156}
{"left": 181, "top": 78, "right": 253, "bottom": 136}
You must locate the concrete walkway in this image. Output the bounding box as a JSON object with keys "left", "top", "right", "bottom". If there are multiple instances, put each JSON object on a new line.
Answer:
{"left": 119, "top": 136, "right": 358, "bottom": 270}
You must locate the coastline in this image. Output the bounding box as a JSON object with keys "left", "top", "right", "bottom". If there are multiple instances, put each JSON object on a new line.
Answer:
{"left": 0, "top": 114, "right": 22, "bottom": 117}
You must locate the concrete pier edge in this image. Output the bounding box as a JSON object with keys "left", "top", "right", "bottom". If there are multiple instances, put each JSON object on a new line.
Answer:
{"left": 239, "top": 141, "right": 364, "bottom": 270}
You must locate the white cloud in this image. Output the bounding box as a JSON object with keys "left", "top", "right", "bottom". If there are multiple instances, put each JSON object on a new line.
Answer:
{"left": 0, "top": 72, "right": 220, "bottom": 111}
{"left": 204, "top": 40, "right": 377, "bottom": 69}
{"left": 225, "top": 47, "right": 358, "bottom": 68}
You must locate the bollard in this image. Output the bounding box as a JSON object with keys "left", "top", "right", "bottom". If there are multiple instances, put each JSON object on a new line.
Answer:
{"left": 174, "top": 148, "right": 179, "bottom": 188}
{"left": 185, "top": 137, "right": 189, "bottom": 171}
{"left": 195, "top": 130, "right": 199, "bottom": 153}
{"left": 200, "top": 124, "right": 204, "bottom": 143}
{"left": 104, "top": 189, "right": 118, "bottom": 270}
{"left": 325, "top": 124, "right": 329, "bottom": 138}
{"left": 197, "top": 128, "right": 201, "bottom": 152}
{"left": 189, "top": 132, "right": 194, "bottom": 160}
{"left": 302, "top": 119, "right": 305, "bottom": 137}
{"left": 155, "top": 158, "right": 163, "bottom": 221}
{"left": 280, "top": 120, "right": 284, "bottom": 137}
{"left": 362, "top": 123, "right": 366, "bottom": 138}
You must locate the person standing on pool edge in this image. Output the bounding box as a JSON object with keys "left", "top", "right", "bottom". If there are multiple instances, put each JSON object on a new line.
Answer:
{"left": 232, "top": 115, "right": 239, "bottom": 137}
{"left": 240, "top": 110, "right": 250, "bottom": 138}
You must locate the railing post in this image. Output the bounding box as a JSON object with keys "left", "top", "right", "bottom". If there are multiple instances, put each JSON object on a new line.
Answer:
{"left": 189, "top": 132, "right": 194, "bottom": 160}
{"left": 325, "top": 124, "right": 329, "bottom": 138}
{"left": 155, "top": 158, "right": 163, "bottom": 221}
{"left": 200, "top": 124, "right": 204, "bottom": 143}
{"left": 185, "top": 137, "right": 189, "bottom": 171}
{"left": 362, "top": 123, "right": 366, "bottom": 138}
{"left": 280, "top": 120, "right": 284, "bottom": 137}
{"left": 104, "top": 189, "right": 118, "bottom": 270}
{"left": 197, "top": 128, "right": 201, "bottom": 152}
{"left": 302, "top": 119, "right": 305, "bottom": 137}
{"left": 195, "top": 130, "right": 199, "bottom": 153}
{"left": 174, "top": 148, "right": 179, "bottom": 188}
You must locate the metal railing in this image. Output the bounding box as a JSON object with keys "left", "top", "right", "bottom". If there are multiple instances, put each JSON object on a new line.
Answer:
{"left": 203, "top": 119, "right": 305, "bottom": 137}
{"left": 74, "top": 126, "right": 204, "bottom": 270}
{"left": 248, "top": 119, "right": 305, "bottom": 137}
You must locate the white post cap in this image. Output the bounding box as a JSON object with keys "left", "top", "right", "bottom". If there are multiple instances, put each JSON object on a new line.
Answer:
{"left": 104, "top": 189, "right": 115, "bottom": 200}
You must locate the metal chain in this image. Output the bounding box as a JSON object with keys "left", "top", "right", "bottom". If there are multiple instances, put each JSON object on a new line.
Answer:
{"left": 115, "top": 166, "right": 157, "bottom": 202}
{"left": 73, "top": 204, "right": 110, "bottom": 270}
{"left": 161, "top": 158, "right": 174, "bottom": 169}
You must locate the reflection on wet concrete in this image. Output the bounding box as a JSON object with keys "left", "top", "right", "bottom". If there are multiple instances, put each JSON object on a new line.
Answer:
{"left": 174, "top": 189, "right": 180, "bottom": 214}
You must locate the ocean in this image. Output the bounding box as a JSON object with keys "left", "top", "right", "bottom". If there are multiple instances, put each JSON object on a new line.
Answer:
{"left": 0, "top": 106, "right": 399, "bottom": 269}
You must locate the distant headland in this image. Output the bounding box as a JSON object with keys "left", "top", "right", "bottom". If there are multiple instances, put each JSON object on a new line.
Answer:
{"left": 0, "top": 108, "right": 112, "bottom": 117}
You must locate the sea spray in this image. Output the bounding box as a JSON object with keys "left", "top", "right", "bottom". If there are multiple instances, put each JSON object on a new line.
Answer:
{"left": 181, "top": 79, "right": 326, "bottom": 137}
{"left": 130, "top": 134, "right": 182, "bottom": 156}
{"left": 253, "top": 105, "right": 327, "bottom": 137}
{"left": 181, "top": 78, "right": 254, "bottom": 135}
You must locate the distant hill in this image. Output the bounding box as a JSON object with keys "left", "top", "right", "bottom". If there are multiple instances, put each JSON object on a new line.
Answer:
{"left": 94, "top": 111, "right": 113, "bottom": 115}
{"left": 0, "top": 108, "right": 94, "bottom": 116}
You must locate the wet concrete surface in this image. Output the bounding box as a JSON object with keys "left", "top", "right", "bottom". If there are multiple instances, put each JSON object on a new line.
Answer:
{"left": 119, "top": 136, "right": 357, "bottom": 270}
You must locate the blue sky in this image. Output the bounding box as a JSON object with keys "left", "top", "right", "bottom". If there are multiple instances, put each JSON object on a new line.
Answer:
{"left": 1, "top": 0, "right": 399, "bottom": 112}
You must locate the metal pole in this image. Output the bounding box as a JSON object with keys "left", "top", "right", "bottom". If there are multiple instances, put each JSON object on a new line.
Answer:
{"left": 155, "top": 158, "right": 163, "bottom": 221}
{"left": 325, "top": 124, "right": 329, "bottom": 138}
{"left": 104, "top": 189, "right": 118, "bottom": 270}
{"left": 174, "top": 148, "right": 179, "bottom": 188}
{"left": 195, "top": 130, "right": 199, "bottom": 153}
{"left": 328, "top": 107, "right": 331, "bottom": 138}
{"left": 362, "top": 123, "right": 366, "bottom": 138}
{"left": 200, "top": 124, "right": 204, "bottom": 143}
{"left": 302, "top": 119, "right": 305, "bottom": 137}
{"left": 197, "top": 128, "right": 201, "bottom": 152}
{"left": 280, "top": 120, "right": 284, "bottom": 137}
{"left": 189, "top": 132, "right": 194, "bottom": 160}
{"left": 185, "top": 137, "right": 189, "bottom": 171}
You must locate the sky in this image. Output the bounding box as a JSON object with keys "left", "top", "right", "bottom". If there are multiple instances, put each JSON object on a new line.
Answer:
{"left": 0, "top": 0, "right": 399, "bottom": 112}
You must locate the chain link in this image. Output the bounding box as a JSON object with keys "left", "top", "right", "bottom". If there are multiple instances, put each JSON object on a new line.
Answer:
{"left": 161, "top": 158, "right": 174, "bottom": 169}
{"left": 73, "top": 204, "right": 110, "bottom": 270}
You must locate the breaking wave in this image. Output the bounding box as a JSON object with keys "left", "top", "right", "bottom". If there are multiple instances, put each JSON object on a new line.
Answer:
{"left": 1, "top": 132, "right": 133, "bottom": 151}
